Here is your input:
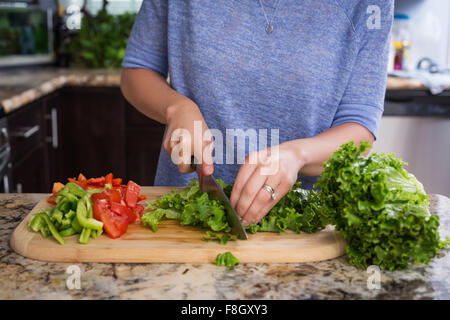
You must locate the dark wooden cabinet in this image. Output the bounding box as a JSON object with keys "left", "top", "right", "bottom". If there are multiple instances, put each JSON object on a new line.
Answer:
{"left": 6, "top": 86, "right": 165, "bottom": 193}
{"left": 125, "top": 103, "right": 165, "bottom": 185}
{"left": 11, "top": 145, "right": 47, "bottom": 193}
{"left": 55, "top": 87, "right": 127, "bottom": 179}
{"left": 7, "top": 97, "right": 49, "bottom": 192}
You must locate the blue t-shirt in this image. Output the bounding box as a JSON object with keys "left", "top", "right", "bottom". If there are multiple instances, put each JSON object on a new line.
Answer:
{"left": 122, "top": 0, "right": 393, "bottom": 189}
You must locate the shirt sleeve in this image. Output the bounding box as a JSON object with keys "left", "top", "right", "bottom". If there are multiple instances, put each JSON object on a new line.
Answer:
{"left": 332, "top": 0, "right": 394, "bottom": 139}
{"left": 122, "top": 0, "right": 168, "bottom": 77}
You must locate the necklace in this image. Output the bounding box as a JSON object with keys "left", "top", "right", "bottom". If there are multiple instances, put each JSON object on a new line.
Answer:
{"left": 258, "top": 0, "right": 282, "bottom": 34}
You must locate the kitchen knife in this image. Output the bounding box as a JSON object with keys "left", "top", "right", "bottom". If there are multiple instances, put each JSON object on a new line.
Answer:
{"left": 191, "top": 158, "right": 248, "bottom": 240}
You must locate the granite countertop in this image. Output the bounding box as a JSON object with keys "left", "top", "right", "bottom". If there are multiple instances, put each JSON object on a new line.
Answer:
{"left": 0, "top": 68, "right": 121, "bottom": 114}
{"left": 0, "top": 67, "right": 447, "bottom": 116}
{"left": 0, "top": 192, "right": 449, "bottom": 300}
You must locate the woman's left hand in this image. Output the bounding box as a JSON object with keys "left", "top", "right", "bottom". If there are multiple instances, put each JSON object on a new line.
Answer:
{"left": 230, "top": 140, "right": 305, "bottom": 224}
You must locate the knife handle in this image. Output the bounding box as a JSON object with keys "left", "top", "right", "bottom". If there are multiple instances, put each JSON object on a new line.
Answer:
{"left": 190, "top": 155, "right": 197, "bottom": 171}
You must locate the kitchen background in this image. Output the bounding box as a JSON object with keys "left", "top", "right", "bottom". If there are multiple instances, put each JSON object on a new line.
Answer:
{"left": 0, "top": 0, "right": 449, "bottom": 196}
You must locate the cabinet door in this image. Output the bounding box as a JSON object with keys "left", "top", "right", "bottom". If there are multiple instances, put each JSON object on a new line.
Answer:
{"left": 12, "top": 145, "right": 47, "bottom": 193}
{"left": 8, "top": 97, "right": 50, "bottom": 192}
{"left": 8, "top": 99, "right": 45, "bottom": 163}
{"left": 125, "top": 102, "right": 165, "bottom": 185}
{"left": 126, "top": 127, "right": 164, "bottom": 186}
{"left": 44, "top": 91, "right": 63, "bottom": 187}
{"left": 57, "top": 87, "right": 126, "bottom": 179}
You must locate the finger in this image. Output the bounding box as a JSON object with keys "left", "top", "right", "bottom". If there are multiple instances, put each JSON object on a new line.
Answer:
{"left": 241, "top": 174, "right": 282, "bottom": 224}
{"left": 177, "top": 135, "right": 194, "bottom": 173}
{"left": 167, "top": 138, "right": 178, "bottom": 155}
{"left": 163, "top": 137, "right": 170, "bottom": 154}
{"left": 201, "top": 139, "right": 214, "bottom": 176}
{"left": 163, "top": 130, "right": 178, "bottom": 154}
{"left": 234, "top": 168, "right": 268, "bottom": 222}
{"left": 259, "top": 181, "right": 292, "bottom": 222}
{"left": 230, "top": 158, "right": 258, "bottom": 209}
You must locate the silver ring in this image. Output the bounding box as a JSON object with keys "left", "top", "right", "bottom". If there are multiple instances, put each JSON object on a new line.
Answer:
{"left": 263, "top": 184, "right": 277, "bottom": 200}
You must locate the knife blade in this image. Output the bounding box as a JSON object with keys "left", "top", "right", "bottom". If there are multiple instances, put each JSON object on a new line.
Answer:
{"left": 192, "top": 160, "right": 248, "bottom": 240}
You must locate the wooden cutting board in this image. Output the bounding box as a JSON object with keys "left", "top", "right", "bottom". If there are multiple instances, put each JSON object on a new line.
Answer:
{"left": 10, "top": 187, "right": 347, "bottom": 263}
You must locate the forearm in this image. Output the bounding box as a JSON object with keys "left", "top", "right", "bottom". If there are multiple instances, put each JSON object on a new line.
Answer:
{"left": 292, "top": 122, "right": 375, "bottom": 176}
{"left": 120, "top": 68, "right": 194, "bottom": 124}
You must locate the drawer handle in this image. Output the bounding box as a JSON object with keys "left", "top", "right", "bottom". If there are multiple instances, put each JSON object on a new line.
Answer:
{"left": 11, "top": 125, "right": 40, "bottom": 139}
{"left": 3, "top": 175, "right": 10, "bottom": 193}
{"left": 0, "top": 146, "right": 10, "bottom": 172}
{"left": 45, "top": 108, "right": 58, "bottom": 149}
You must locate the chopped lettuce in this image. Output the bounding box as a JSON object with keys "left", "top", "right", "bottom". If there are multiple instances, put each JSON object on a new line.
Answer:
{"left": 245, "top": 186, "right": 326, "bottom": 234}
{"left": 202, "top": 231, "right": 237, "bottom": 245}
{"left": 142, "top": 179, "right": 230, "bottom": 233}
{"left": 213, "top": 252, "right": 240, "bottom": 267}
{"left": 142, "top": 178, "right": 326, "bottom": 237}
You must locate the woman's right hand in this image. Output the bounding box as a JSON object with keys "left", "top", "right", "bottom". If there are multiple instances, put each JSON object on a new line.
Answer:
{"left": 163, "top": 100, "right": 214, "bottom": 176}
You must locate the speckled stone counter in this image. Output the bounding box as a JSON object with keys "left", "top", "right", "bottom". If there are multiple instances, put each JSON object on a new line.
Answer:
{"left": 0, "top": 193, "right": 449, "bottom": 300}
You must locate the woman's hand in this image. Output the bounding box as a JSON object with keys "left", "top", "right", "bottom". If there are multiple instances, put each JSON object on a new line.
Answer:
{"left": 229, "top": 140, "right": 305, "bottom": 224}
{"left": 163, "top": 100, "right": 214, "bottom": 176}
{"left": 229, "top": 122, "right": 375, "bottom": 224}
{"left": 121, "top": 68, "right": 214, "bottom": 176}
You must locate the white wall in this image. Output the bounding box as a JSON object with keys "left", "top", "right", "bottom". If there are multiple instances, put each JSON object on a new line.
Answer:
{"left": 373, "top": 116, "right": 450, "bottom": 196}
{"left": 394, "top": 0, "right": 450, "bottom": 69}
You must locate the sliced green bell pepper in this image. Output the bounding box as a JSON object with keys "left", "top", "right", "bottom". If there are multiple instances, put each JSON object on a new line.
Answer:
{"left": 58, "top": 190, "right": 78, "bottom": 203}
{"left": 64, "top": 182, "right": 86, "bottom": 198}
{"left": 29, "top": 214, "right": 45, "bottom": 232}
{"left": 71, "top": 216, "right": 82, "bottom": 233}
{"left": 51, "top": 209, "right": 63, "bottom": 224}
{"left": 57, "top": 199, "right": 73, "bottom": 213}
{"left": 60, "top": 227, "right": 76, "bottom": 237}
{"left": 40, "top": 225, "right": 50, "bottom": 238}
{"left": 79, "top": 228, "right": 91, "bottom": 244}
{"left": 65, "top": 209, "right": 76, "bottom": 220}
{"left": 40, "top": 213, "right": 65, "bottom": 245}
{"left": 60, "top": 217, "right": 72, "bottom": 229}
{"left": 76, "top": 199, "right": 103, "bottom": 231}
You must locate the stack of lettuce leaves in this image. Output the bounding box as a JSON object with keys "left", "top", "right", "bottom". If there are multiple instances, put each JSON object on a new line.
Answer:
{"left": 315, "top": 141, "right": 445, "bottom": 270}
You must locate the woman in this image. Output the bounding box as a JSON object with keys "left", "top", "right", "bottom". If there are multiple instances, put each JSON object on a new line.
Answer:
{"left": 121, "top": 0, "right": 393, "bottom": 225}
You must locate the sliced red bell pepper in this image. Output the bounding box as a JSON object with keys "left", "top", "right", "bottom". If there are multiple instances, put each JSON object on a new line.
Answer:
{"left": 52, "top": 182, "right": 65, "bottom": 195}
{"left": 105, "top": 173, "right": 113, "bottom": 185}
{"left": 111, "top": 202, "right": 136, "bottom": 223}
{"left": 125, "top": 180, "right": 140, "bottom": 208}
{"left": 47, "top": 194, "right": 57, "bottom": 205}
{"left": 68, "top": 177, "right": 87, "bottom": 190}
{"left": 91, "top": 192, "right": 109, "bottom": 203}
{"left": 87, "top": 177, "right": 106, "bottom": 186}
{"left": 112, "top": 178, "right": 122, "bottom": 187}
{"left": 93, "top": 199, "right": 128, "bottom": 239}
{"left": 109, "top": 189, "right": 122, "bottom": 203}
{"left": 133, "top": 204, "right": 145, "bottom": 221}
